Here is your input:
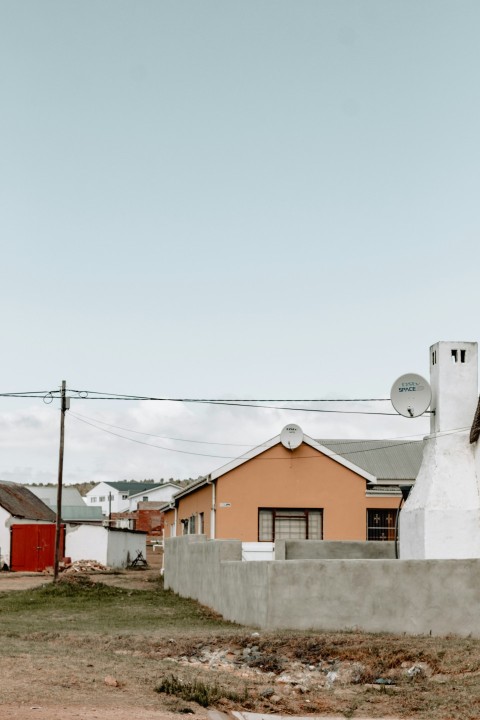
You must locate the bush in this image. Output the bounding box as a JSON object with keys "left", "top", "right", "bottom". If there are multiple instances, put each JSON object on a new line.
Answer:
{"left": 155, "top": 674, "right": 247, "bottom": 707}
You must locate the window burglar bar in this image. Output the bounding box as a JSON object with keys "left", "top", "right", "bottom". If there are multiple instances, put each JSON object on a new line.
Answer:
{"left": 258, "top": 508, "right": 323, "bottom": 542}
{"left": 366, "top": 509, "right": 398, "bottom": 541}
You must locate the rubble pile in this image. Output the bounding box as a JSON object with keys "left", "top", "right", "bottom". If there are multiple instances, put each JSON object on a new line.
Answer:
{"left": 157, "top": 640, "right": 435, "bottom": 697}
{"left": 63, "top": 559, "right": 109, "bottom": 574}
{"left": 168, "top": 645, "right": 369, "bottom": 691}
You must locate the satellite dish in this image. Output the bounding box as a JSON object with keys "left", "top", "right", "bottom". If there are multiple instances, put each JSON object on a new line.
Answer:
{"left": 390, "top": 373, "right": 431, "bottom": 418}
{"left": 280, "top": 424, "right": 304, "bottom": 449}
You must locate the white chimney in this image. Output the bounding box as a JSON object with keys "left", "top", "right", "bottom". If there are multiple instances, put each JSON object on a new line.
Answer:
{"left": 400, "top": 341, "right": 480, "bottom": 559}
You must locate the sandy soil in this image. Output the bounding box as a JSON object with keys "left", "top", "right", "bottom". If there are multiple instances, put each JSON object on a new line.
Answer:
{"left": 0, "top": 705, "right": 207, "bottom": 720}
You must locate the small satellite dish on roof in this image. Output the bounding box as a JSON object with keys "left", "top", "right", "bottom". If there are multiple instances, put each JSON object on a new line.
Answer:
{"left": 280, "top": 424, "right": 304, "bottom": 449}
{"left": 390, "top": 373, "right": 431, "bottom": 418}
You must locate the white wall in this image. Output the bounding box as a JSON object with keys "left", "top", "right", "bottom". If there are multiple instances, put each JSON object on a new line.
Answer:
{"left": 107, "top": 529, "right": 146, "bottom": 567}
{"left": 65, "top": 524, "right": 146, "bottom": 568}
{"left": 242, "top": 542, "right": 274, "bottom": 561}
{"left": 85, "top": 482, "right": 128, "bottom": 516}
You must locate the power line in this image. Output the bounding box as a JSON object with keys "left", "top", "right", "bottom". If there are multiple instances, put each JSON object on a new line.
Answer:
{"left": 68, "top": 389, "right": 392, "bottom": 402}
{"left": 0, "top": 388, "right": 410, "bottom": 416}
{"left": 69, "top": 410, "right": 460, "bottom": 462}
{"left": 68, "top": 413, "right": 238, "bottom": 459}
{"left": 68, "top": 411, "right": 254, "bottom": 447}
{"left": 68, "top": 409, "right": 430, "bottom": 448}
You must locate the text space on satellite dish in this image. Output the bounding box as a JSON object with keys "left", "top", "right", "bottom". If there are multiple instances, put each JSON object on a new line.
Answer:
{"left": 390, "top": 373, "right": 432, "bottom": 418}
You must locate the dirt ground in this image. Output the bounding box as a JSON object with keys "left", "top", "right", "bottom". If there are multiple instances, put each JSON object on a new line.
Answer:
{"left": 0, "top": 706, "right": 207, "bottom": 720}
{"left": 1, "top": 547, "right": 480, "bottom": 720}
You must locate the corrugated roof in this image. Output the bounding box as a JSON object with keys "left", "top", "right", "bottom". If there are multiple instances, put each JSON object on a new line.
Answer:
{"left": 318, "top": 439, "right": 424, "bottom": 482}
{"left": 61, "top": 505, "right": 104, "bottom": 521}
{"left": 0, "top": 481, "right": 56, "bottom": 521}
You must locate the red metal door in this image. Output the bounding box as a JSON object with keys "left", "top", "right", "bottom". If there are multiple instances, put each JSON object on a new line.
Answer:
{"left": 10, "top": 524, "right": 63, "bottom": 572}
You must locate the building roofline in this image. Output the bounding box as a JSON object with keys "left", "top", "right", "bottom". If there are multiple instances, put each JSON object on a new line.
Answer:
{"left": 171, "top": 433, "right": 377, "bottom": 504}
{"left": 127, "top": 482, "right": 182, "bottom": 500}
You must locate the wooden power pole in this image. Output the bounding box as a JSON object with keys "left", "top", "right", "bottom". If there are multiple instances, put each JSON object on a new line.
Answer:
{"left": 54, "top": 381, "right": 68, "bottom": 581}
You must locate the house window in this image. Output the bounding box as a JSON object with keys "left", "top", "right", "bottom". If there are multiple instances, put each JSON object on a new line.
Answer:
{"left": 367, "top": 509, "right": 397, "bottom": 541}
{"left": 99, "top": 496, "right": 105, "bottom": 502}
{"left": 143, "top": 496, "right": 149, "bottom": 502}
{"left": 189, "top": 515, "right": 196, "bottom": 534}
{"left": 90, "top": 497, "right": 97, "bottom": 503}
{"left": 258, "top": 508, "right": 323, "bottom": 542}
{"left": 199, "top": 512, "right": 205, "bottom": 534}
{"left": 181, "top": 519, "right": 189, "bottom": 535}
{"left": 122, "top": 494, "right": 128, "bottom": 500}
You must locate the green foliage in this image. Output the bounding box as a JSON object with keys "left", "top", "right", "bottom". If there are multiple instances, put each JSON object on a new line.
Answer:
{"left": 156, "top": 673, "right": 248, "bottom": 707}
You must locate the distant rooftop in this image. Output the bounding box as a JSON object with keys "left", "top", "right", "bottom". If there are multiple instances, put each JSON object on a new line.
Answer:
{"left": 0, "top": 481, "right": 56, "bottom": 521}
{"left": 101, "top": 481, "right": 167, "bottom": 495}
{"left": 28, "top": 486, "right": 87, "bottom": 508}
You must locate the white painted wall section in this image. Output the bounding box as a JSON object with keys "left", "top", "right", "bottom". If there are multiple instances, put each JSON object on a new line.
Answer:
{"left": 242, "top": 542, "right": 275, "bottom": 561}
{"left": 65, "top": 525, "right": 146, "bottom": 568}
{"left": 401, "top": 341, "right": 480, "bottom": 559}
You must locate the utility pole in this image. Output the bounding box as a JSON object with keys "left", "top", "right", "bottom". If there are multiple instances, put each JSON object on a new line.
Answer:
{"left": 54, "top": 381, "right": 68, "bottom": 581}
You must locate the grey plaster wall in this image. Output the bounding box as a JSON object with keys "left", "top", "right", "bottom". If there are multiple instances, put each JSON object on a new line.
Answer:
{"left": 275, "top": 540, "right": 396, "bottom": 560}
{"left": 164, "top": 536, "right": 480, "bottom": 637}
{"left": 164, "top": 535, "right": 242, "bottom": 609}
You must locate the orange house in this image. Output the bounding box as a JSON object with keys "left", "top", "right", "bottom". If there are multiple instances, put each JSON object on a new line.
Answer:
{"left": 163, "top": 432, "right": 423, "bottom": 543}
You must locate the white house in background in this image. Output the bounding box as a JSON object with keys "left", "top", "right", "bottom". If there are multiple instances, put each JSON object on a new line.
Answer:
{"left": 28, "top": 486, "right": 103, "bottom": 523}
{"left": 127, "top": 481, "right": 181, "bottom": 511}
{"left": 85, "top": 481, "right": 179, "bottom": 517}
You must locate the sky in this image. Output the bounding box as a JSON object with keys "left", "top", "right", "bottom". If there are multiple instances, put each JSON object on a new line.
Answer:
{"left": 1, "top": 1, "right": 479, "bottom": 486}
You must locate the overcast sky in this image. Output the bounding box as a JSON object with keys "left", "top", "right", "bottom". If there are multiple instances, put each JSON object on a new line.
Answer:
{"left": 1, "top": 1, "right": 478, "bottom": 485}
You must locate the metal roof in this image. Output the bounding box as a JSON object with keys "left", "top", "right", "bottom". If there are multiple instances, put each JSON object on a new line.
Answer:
{"left": 60, "top": 505, "right": 104, "bottom": 521}
{"left": 318, "top": 439, "right": 424, "bottom": 482}
{"left": 0, "top": 481, "right": 56, "bottom": 521}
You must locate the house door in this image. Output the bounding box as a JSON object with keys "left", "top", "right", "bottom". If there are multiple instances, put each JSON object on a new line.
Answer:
{"left": 10, "top": 524, "right": 64, "bottom": 572}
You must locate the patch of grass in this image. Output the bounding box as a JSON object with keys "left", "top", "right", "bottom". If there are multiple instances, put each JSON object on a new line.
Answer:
{"left": 155, "top": 673, "right": 248, "bottom": 707}
{"left": 0, "top": 576, "right": 236, "bottom": 636}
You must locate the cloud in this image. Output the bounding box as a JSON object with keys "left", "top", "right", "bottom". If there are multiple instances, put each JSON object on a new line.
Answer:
{"left": 0, "top": 400, "right": 430, "bottom": 486}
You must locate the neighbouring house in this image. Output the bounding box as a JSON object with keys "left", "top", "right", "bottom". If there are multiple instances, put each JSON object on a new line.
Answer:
{"left": 0, "top": 481, "right": 57, "bottom": 570}
{"left": 110, "top": 482, "right": 181, "bottom": 533}
{"left": 111, "top": 502, "right": 168, "bottom": 534}
{"left": 28, "top": 485, "right": 103, "bottom": 524}
{"left": 126, "top": 481, "right": 181, "bottom": 510}
{"left": 84, "top": 480, "right": 176, "bottom": 517}
{"left": 162, "top": 431, "right": 423, "bottom": 543}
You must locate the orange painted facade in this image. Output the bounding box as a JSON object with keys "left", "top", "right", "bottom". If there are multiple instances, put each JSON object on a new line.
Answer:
{"left": 164, "top": 441, "right": 402, "bottom": 542}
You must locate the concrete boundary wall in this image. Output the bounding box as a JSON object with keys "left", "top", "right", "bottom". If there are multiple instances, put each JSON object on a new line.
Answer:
{"left": 275, "top": 540, "right": 396, "bottom": 560}
{"left": 165, "top": 536, "right": 480, "bottom": 637}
